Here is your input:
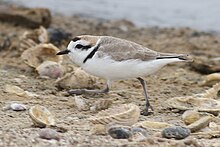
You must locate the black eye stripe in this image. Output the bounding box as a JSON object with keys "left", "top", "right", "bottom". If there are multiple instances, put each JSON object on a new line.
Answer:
{"left": 75, "top": 44, "right": 92, "bottom": 50}
{"left": 75, "top": 44, "right": 83, "bottom": 49}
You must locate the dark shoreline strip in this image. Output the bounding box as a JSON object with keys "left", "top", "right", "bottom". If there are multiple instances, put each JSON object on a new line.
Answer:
{"left": 83, "top": 44, "right": 100, "bottom": 63}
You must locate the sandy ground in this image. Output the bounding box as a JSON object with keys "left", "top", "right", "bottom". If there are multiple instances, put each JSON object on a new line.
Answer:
{"left": 0, "top": 12, "right": 220, "bottom": 146}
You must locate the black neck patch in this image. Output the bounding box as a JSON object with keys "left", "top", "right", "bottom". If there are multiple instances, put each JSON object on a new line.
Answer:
{"left": 83, "top": 44, "right": 100, "bottom": 63}
{"left": 72, "top": 37, "right": 81, "bottom": 42}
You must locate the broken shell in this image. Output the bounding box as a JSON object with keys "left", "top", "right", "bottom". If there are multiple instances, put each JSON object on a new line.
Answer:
{"left": 21, "top": 43, "right": 62, "bottom": 68}
{"left": 21, "top": 26, "right": 48, "bottom": 44}
{"left": 29, "top": 105, "right": 55, "bottom": 127}
{"left": 90, "top": 99, "right": 112, "bottom": 112}
{"left": 74, "top": 96, "right": 90, "bottom": 111}
{"left": 4, "top": 84, "right": 26, "bottom": 96}
{"left": 186, "top": 116, "right": 213, "bottom": 133}
{"left": 10, "top": 103, "right": 27, "bottom": 111}
{"left": 182, "top": 110, "right": 200, "bottom": 125}
{"left": 166, "top": 82, "right": 220, "bottom": 114}
{"left": 36, "top": 61, "right": 64, "bottom": 79}
{"left": 136, "top": 121, "right": 172, "bottom": 130}
{"left": 161, "top": 126, "right": 190, "bottom": 140}
{"left": 201, "top": 73, "right": 220, "bottom": 86}
{"left": 55, "top": 68, "right": 97, "bottom": 89}
{"left": 89, "top": 103, "right": 140, "bottom": 126}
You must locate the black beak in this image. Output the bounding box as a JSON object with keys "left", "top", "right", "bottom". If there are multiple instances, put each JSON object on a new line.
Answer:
{"left": 56, "top": 49, "right": 70, "bottom": 55}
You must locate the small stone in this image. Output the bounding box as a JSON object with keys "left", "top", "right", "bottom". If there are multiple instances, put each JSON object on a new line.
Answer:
{"left": 182, "top": 110, "right": 200, "bottom": 125}
{"left": 130, "top": 127, "right": 148, "bottom": 141}
{"left": 108, "top": 127, "right": 132, "bottom": 139}
{"left": 90, "top": 124, "right": 106, "bottom": 135}
{"left": 38, "top": 128, "right": 60, "bottom": 141}
{"left": 74, "top": 96, "right": 90, "bottom": 111}
{"left": 36, "top": 61, "right": 64, "bottom": 79}
{"left": 161, "top": 126, "right": 190, "bottom": 140}
{"left": 10, "top": 103, "right": 27, "bottom": 111}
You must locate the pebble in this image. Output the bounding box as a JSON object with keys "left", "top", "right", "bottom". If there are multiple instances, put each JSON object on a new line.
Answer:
{"left": 90, "top": 124, "right": 106, "bottom": 135}
{"left": 10, "top": 103, "right": 27, "bottom": 111}
{"left": 74, "top": 96, "right": 90, "bottom": 111}
{"left": 130, "top": 127, "right": 148, "bottom": 141}
{"left": 38, "top": 128, "right": 60, "bottom": 141}
{"left": 161, "top": 126, "right": 190, "bottom": 140}
{"left": 108, "top": 127, "right": 132, "bottom": 139}
{"left": 182, "top": 110, "right": 200, "bottom": 125}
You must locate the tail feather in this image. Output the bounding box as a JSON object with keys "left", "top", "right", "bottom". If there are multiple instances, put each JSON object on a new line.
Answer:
{"left": 156, "top": 53, "right": 193, "bottom": 61}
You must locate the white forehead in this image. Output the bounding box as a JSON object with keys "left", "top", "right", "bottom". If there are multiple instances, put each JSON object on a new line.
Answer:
{"left": 67, "top": 40, "right": 90, "bottom": 50}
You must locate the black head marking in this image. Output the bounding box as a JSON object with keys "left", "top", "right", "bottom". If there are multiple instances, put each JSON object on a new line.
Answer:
{"left": 75, "top": 44, "right": 92, "bottom": 50}
{"left": 72, "top": 37, "right": 81, "bottom": 42}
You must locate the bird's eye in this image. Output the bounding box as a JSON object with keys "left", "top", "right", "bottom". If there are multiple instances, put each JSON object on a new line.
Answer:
{"left": 75, "top": 44, "right": 83, "bottom": 49}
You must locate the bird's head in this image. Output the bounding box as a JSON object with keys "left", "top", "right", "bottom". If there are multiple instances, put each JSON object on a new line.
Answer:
{"left": 56, "top": 35, "right": 100, "bottom": 65}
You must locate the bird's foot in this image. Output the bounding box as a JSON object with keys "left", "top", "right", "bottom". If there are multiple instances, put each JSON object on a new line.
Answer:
{"left": 141, "top": 103, "right": 154, "bottom": 116}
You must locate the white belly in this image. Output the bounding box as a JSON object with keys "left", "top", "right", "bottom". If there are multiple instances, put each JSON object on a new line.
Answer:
{"left": 82, "top": 56, "right": 182, "bottom": 80}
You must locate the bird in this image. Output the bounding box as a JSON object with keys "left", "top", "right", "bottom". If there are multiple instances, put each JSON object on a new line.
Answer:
{"left": 57, "top": 35, "right": 191, "bottom": 115}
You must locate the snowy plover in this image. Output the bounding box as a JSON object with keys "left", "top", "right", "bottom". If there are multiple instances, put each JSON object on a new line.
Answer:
{"left": 57, "top": 35, "right": 191, "bottom": 115}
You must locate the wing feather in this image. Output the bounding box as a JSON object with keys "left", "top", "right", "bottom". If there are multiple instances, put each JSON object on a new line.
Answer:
{"left": 96, "top": 36, "right": 158, "bottom": 61}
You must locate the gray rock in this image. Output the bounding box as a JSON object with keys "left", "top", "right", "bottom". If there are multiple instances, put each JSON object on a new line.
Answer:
{"left": 108, "top": 127, "right": 132, "bottom": 139}
{"left": 38, "top": 128, "right": 60, "bottom": 141}
{"left": 161, "top": 126, "right": 190, "bottom": 140}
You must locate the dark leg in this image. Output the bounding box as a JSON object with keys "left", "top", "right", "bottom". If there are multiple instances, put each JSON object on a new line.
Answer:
{"left": 68, "top": 80, "right": 110, "bottom": 95}
{"left": 137, "top": 77, "right": 154, "bottom": 115}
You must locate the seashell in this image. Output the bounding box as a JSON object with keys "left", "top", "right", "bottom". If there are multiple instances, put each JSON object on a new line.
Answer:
{"left": 74, "top": 96, "right": 90, "bottom": 111}
{"left": 21, "top": 43, "right": 62, "bottom": 68}
{"left": 201, "top": 73, "right": 220, "bottom": 86}
{"left": 36, "top": 61, "right": 64, "bottom": 79}
{"left": 90, "top": 99, "right": 112, "bottom": 112}
{"left": 166, "top": 82, "right": 220, "bottom": 114}
{"left": 88, "top": 103, "right": 140, "bottom": 126}
{"left": 29, "top": 105, "right": 55, "bottom": 127}
{"left": 10, "top": 103, "right": 27, "bottom": 111}
{"left": 4, "top": 84, "right": 26, "bottom": 96}
{"left": 21, "top": 26, "right": 48, "bottom": 44}
{"left": 161, "top": 126, "right": 190, "bottom": 140}
{"left": 38, "top": 128, "right": 60, "bottom": 141}
{"left": 55, "top": 68, "right": 97, "bottom": 89}
{"left": 108, "top": 126, "right": 132, "bottom": 139}
{"left": 186, "top": 116, "right": 213, "bottom": 133}
{"left": 182, "top": 110, "right": 200, "bottom": 125}
{"left": 135, "top": 121, "right": 172, "bottom": 130}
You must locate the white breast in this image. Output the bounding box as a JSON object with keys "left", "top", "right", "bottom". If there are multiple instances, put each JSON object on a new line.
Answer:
{"left": 81, "top": 56, "right": 182, "bottom": 80}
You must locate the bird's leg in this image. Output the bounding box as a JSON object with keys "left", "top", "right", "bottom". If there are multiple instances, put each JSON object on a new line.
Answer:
{"left": 137, "top": 77, "right": 154, "bottom": 115}
{"left": 68, "top": 80, "right": 111, "bottom": 95}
